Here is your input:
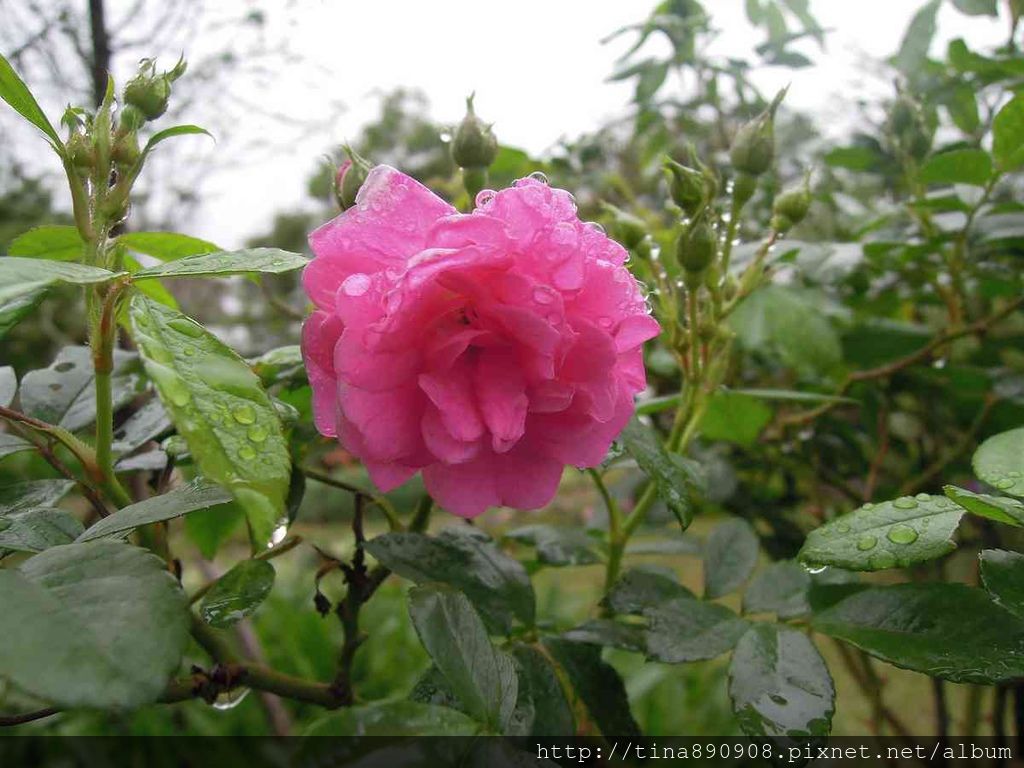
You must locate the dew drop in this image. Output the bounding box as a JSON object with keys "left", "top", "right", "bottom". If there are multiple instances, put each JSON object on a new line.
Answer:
{"left": 532, "top": 287, "right": 554, "bottom": 305}
{"left": 837, "top": 522, "right": 851, "bottom": 533}
{"left": 168, "top": 318, "right": 204, "bottom": 338}
{"left": 238, "top": 445, "right": 256, "bottom": 460}
{"left": 210, "top": 687, "right": 250, "bottom": 711}
{"left": 887, "top": 525, "right": 918, "bottom": 545}
{"left": 861, "top": 502, "right": 875, "bottom": 510}
{"left": 915, "top": 493, "right": 930, "bottom": 502}
{"left": 528, "top": 171, "right": 549, "bottom": 184}
{"left": 247, "top": 425, "right": 268, "bottom": 443}
{"left": 870, "top": 552, "right": 897, "bottom": 569}
{"left": 892, "top": 497, "right": 918, "bottom": 510}
{"left": 475, "top": 189, "right": 496, "bottom": 207}
{"left": 586, "top": 221, "right": 607, "bottom": 235}
{"left": 804, "top": 563, "right": 827, "bottom": 575}
{"left": 996, "top": 478, "right": 1015, "bottom": 490}
{"left": 232, "top": 405, "right": 256, "bottom": 424}
{"left": 341, "top": 273, "right": 371, "bottom": 297}
{"left": 856, "top": 535, "right": 877, "bottom": 551}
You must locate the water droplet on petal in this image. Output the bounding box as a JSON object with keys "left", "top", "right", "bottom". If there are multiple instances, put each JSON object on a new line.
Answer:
{"left": 341, "top": 273, "right": 371, "bottom": 297}
{"left": 528, "top": 171, "right": 548, "bottom": 184}
{"left": 475, "top": 189, "right": 496, "bottom": 207}
{"left": 532, "top": 287, "right": 554, "bottom": 305}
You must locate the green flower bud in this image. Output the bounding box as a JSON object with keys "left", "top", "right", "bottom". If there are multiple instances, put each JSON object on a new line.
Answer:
{"left": 732, "top": 172, "right": 758, "bottom": 209}
{"left": 451, "top": 94, "right": 498, "bottom": 170}
{"left": 730, "top": 88, "right": 786, "bottom": 176}
{"left": 66, "top": 131, "right": 94, "bottom": 171}
{"left": 118, "top": 104, "right": 146, "bottom": 133}
{"left": 123, "top": 57, "right": 186, "bottom": 121}
{"left": 887, "top": 92, "right": 933, "bottom": 162}
{"left": 600, "top": 202, "right": 647, "bottom": 250}
{"left": 335, "top": 145, "right": 372, "bottom": 210}
{"left": 111, "top": 131, "right": 140, "bottom": 170}
{"left": 676, "top": 214, "right": 717, "bottom": 275}
{"left": 772, "top": 171, "right": 812, "bottom": 231}
{"left": 663, "top": 157, "right": 707, "bottom": 215}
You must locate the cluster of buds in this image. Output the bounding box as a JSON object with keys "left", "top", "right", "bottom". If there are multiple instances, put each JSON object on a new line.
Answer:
{"left": 333, "top": 145, "right": 372, "bottom": 210}
{"left": 729, "top": 87, "right": 786, "bottom": 208}
{"left": 451, "top": 94, "right": 498, "bottom": 201}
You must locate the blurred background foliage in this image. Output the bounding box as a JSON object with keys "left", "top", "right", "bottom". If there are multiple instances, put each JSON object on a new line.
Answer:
{"left": 2, "top": 0, "right": 1024, "bottom": 738}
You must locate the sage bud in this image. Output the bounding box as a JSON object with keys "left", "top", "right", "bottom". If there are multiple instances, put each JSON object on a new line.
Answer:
{"left": 730, "top": 88, "right": 786, "bottom": 176}
{"left": 66, "top": 131, "right": 93, "bottom": 171}
{"left": 111, "top": 131, "right": 140, "bottom": 170}
{"left": 771, "top": 171, "right": 812, "bottom": 232}
{"left": 676, "top": 214, "right": 717, "bottom": 275}
{"left": 451, "top": 94, "right": 498, "bottom": 170}
{"left": 663, "top": 158, "right": 707, "bottom": 215}
{"left": 601, "top": 202, "right": 647, "bottom": 250}
{"left": 336, "top": 146, "right": 372, "bottom": 210}
{"left": 124, "top": 57, "right": 186, "bottom": 121}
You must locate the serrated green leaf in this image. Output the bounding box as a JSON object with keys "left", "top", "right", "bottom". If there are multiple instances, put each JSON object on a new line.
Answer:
{"left": 620, "top": 418, "right": 702, "bottom": 530}
{"left": 813, "top": 583, "right": 1024, "bottom": 683}
{"left": 408, "top": 584, "right": 518, "bottom": 732}
{"left": 0, "top": 479, "right": 75, "bottom": 513}
{"left": 920, "top": 148, "right": 992, "bottom": 186}
{"left": 994, "top": 96, "right": 1024, "bottom": 171}
{"left": 644, "top": 597, "right": 749, "bottom": 662}
{"left": 117, "top": 231, "right": 219, "bottom": 261}
{"left": 974, "top": 427, "right": 1024, "bottom": 497}
{"left": 893, "top": 0, "right": 940, "bottom": 74}
{"left": 0, "top": 540, "right": 188, "bottom": 707}
{"left": 133, "top": 248, "right": 307, "bottom": 280}
{"left": 542, "top": 638, "right": 641, "bottom": 739}
{"left": 952, "top": 0, "right": 998, "bottom": 16}
{"left": 799, "top": 494, "right": 962, "bottom": 571}
{"left": 0, "top": 433, "right": 33, "bottom": 460}
{"left": 509, "top": 644, "right": 576, "bottom": 737}
{"left": 199, "top": 559, "right": 275, "bottom": 628}
{"left": 945, "top": 485, "right": 1024, "bottom": 527}
{"left": 605, "top": 567, "right": 695, "bottom": 614}
{"left": 0, "top": 281, "right": 49, "bottom": 339}
{"left": 77, "top": 479, "right": 232, "bottom": 542}
{"left": 366, "top": 527, "right": 534, "bottom": 633}
{"left": 0, "top": 53, "right": 62, "bottom": 148}
{"left": 729, "top": 624, "right": 834, "bottom": 739}
{"left": 980, "top": 549, "right": 1024, "bottom": 619}
{"left": 128, "top": 294, "right": 290, "bottom": 548}
{"left": 699, "top": 390, "right": 773, "bottom": 447}
{"left": 20, "top": 346, "right": 143, "bottom": 432}
{"left": 141, "top": 124, "right": 212, "bottom": 158}
{"left": 0, "top": 507, "right": 83, "bottom": 552}
{"left": 743, "top": 560, "right": 812, "bottom": 618}
{"left": 304, "top": 700, "right": 481, "bottom": 736}
{"left": 704, "top": 518, "right": 759, "bottom": 598}
{"left": 563, "top": 618, "right": 647, "bottom": 652}
{"left": 0, "top": 257, "right": 120, "bottom": 305}
{"left": 8, "top": 225, "right": 85, "bottom": 261}
{"left": 504, "top": 524, "right": 601, "bottom": 567}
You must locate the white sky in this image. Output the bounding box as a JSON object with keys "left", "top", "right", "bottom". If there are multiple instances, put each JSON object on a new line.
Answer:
{"left": 5, "top": 1, "right": 1012, "bottom": 246}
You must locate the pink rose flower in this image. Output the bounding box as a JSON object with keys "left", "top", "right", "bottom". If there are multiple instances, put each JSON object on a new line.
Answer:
{"left": 301, "top": 166, "right": 660, "bottom": 517}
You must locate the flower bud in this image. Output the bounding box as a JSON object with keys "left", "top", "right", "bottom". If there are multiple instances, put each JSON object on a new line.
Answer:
{"left": 732, "top": 172, "right": 758, "bottom": 209}
{"left": 118, "top": 104, "right": 146, "bottom": 133}
{"left": 675, "top": 214, "right": 717, "bottom": 275}
{"left": 771, "top": 171, "right": 812, "bottom": 232}
{"left": 600, "top": 202, "right": 647, "bottom": 250}
{"left": 335, "top": 146, "right": 371, "bottom": 210}
{"left": 66, "top": 131, "right": 94, "bottom": 171}
{"left": 663, "top": 158, "right": 708, "bottom": 215}
{"left": 451, "top": 94, "right": 498, "bottom": 170}
{"left": 111, "top": 130, "right": 140, "bottom": 170}
{"left": 730, "top": 88, "right": 786, "bottom": 176}
{"left": 887, "top": 92, "right": 933, "bottom": 162}
{"left": 123, "top": 57, "right": 186, "bottom": 121}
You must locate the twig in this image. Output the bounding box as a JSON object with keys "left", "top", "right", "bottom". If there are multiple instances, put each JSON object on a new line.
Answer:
{"left": 0, "top": 707, "right": 60, "bottom": 727}
{"left": 778, "top": 298, "right": 1024, "bottom": 429}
